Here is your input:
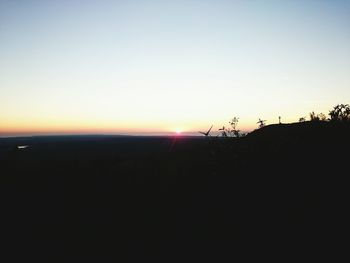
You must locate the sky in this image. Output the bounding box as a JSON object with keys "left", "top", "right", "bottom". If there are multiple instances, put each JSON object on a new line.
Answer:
{"left": 1, "top": 0, "right": 349, "bottom": 136}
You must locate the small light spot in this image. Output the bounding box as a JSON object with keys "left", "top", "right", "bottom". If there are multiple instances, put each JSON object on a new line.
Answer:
{"left": 17, "top": 145, "right": 29, "bottom": 149}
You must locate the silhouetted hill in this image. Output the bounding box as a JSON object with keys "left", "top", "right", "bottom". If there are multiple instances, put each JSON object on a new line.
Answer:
{"left": 1, "top": 124, "right": 349, "bottom": 261}
{"left": 242, "top": 121, "right": 350, "bottom": 160}
{"left": 247, "top": 120, "right": 350, "bottom": 140}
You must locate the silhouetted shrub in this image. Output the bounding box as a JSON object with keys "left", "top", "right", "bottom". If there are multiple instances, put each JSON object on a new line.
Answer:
{"left": 318, "top": 113, "right": 327, "bottom": 121}
{"left": 257, "top": 118, "right": 267, "bottom": 128}
{"left": 309, "top": 111, "right": 326, "bottom": 121}
{"left": 219, "top": 117, "right": 244, "bottom": 137}
{"left": 328, "top": 104, "right": 350, "bottom": 122}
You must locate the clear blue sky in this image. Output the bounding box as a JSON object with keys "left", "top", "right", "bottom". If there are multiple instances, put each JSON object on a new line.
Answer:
{"left": 1, "top": 0, "right": 349, "bottom": 135}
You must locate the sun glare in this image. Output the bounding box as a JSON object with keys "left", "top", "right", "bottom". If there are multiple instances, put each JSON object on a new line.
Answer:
{"left": 175, "top": 129, "right": 182, "bottom": 135}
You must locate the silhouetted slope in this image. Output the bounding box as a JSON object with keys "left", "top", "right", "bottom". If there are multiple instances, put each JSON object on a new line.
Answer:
{"left": 242, "top": 121, "right": 350, "bottom": 163}
{"left": 1, "top": 124, "right": 349, "bottom": 261}
{"left": 247, "top": 120, "right": 350, "bottom": 140}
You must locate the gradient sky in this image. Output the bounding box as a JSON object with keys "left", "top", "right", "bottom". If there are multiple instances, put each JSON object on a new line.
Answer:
{"left": 1, "top": 0, "right": 350, "bottom": 136}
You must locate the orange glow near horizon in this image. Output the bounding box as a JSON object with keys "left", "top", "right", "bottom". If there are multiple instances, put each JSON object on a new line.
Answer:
{"left": 0, "top": 1, "right": 349, "bottom": 137}
{"left": 0, "top": 115, "right": 261, "bottom": 136}
{"left": 0, "top": 111, "right": 331, "bottom": 136}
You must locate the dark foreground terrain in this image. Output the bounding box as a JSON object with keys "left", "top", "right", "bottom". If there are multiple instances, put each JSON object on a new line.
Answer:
{"left": 1, "top": 122, "right": 349, "bottom": 261}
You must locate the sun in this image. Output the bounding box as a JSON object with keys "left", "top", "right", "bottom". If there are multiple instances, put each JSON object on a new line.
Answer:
{"left": 175, "top": 129, "right": 183, "bottom": 135}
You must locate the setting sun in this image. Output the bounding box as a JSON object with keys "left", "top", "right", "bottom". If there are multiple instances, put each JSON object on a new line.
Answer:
{"left": 175, "top": 129, "right": 183, "bottom": 135}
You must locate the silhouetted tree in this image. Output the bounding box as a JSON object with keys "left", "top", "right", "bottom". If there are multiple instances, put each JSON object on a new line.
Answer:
{"left": 299, "top": 117, "right": 306, "bottom": 122}
{"left": 328, "top": 104, "right": 350, "bottom": 122}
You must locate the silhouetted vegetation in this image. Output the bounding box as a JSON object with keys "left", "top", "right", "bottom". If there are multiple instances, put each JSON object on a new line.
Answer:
{"left": 309, "top": 104, "right": 350, "bottom": 123}
{"left": 199, "top": 104, "right": 348, "bottom": 139}
{"left": 329, "top": 103, "right": 350, "bottom": 122}
{"left": 217, "top": 117, "right": 244, "bottom": 137}
{"left": 309, "top": 111, "right": 327, "bottom": 121}
{"left": 257, "top": 118, "right": 267, "bottom": 128}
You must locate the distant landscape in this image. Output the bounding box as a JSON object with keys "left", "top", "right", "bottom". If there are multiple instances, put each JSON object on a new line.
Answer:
{"left": 1, "top": 0, "right": 349, "bottom": 261}
{"left": 1, "top": 104, "right": 349, "bottom": 261}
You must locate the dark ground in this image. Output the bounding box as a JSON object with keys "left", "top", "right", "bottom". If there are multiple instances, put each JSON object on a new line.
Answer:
{"left": 1, "top": 121, "right": 349, "bottom": 261}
